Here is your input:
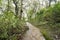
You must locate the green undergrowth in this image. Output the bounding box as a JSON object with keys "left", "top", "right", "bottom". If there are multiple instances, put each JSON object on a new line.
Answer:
{"left": 28, "top": 3, "right": 60, "bottom": 40}
{"left": 0, "top": 11, "right": 29, "bottom": 40}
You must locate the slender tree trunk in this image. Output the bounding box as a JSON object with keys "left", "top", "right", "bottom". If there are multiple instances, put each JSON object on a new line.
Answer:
{"left": 13, "top": 0, "right": 19, "bottom": 16}
{"left": 20, "top": 0, "right": 23, "bottom": 19}
{"left": 54, "top": 0, "right": 57, "bottom": 3}
{"left": 13, "top": 0, "right": 23, "bottom": 19}
{"left": 15, "top": 3, "right": 18, "bottom": 16}
{"left": 7, "top": 0, "right": 10, "bottom": 11}
{"left": 49, "top": 1, "right": 51, "bottom": 7}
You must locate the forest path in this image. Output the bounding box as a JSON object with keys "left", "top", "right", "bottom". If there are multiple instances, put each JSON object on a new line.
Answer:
{"left": 22, "top": 22, "right": 45, "bottom": 40}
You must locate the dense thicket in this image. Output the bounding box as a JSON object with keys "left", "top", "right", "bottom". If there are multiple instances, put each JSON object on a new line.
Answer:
{"left": 28, "top": 3, "right": 60, "bottom": 40}
{"left": 0, "top": 11, "right": 29, "bottom": 40}
{"left": 0, "top": 0, "right": 60, "bottom": 40}
{"left": 0, "top": 0, "right": 29, "bottom": 40}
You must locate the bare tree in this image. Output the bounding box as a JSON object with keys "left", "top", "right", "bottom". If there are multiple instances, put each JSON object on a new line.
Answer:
{"left": 48, "top": 0, "right": 57, "bottom": 7}
{"left": 13, "top": 0, "right": 19, "bottom": 16}
{"left": 13, "top": 0, "right": 23, "bottom": 19}
{"left": 7, "top": 0, "right": 11, "bottom": 11}
{"left": 48, "top": 0, "right": 52, "bottom": 7}
{"left": 20, "top": 0, "right": 23, "bottom": 19}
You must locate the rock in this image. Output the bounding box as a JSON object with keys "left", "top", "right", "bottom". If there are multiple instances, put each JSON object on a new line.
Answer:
{"left": 22, "top": 22, "right": 45, "bottom": 40}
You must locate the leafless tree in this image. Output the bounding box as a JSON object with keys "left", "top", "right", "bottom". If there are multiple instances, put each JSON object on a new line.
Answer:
{"left": 13, "top": 0, "right": 19, "bottom": 16}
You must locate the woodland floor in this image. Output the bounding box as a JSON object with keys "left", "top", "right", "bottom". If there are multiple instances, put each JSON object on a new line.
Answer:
{"left": 22, "top": 22, "right": 45, "bottom": 40}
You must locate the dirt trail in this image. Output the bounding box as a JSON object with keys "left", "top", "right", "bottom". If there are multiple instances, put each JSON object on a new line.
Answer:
{"left": 22, "top": 22, "right": 45, "bottom": 40}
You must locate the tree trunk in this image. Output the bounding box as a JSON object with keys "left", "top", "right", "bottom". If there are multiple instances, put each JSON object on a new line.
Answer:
{"left": 7, "top": 0, "right": 10, "bottom": 11}
{"left": 19, "top": 0, "right": 23, "bottom": 19}
{"left": 13, "top": 0, "right": 19, "bottom": 16}
{"left": 49, "top": 0, "right": 51, "bottom": 7}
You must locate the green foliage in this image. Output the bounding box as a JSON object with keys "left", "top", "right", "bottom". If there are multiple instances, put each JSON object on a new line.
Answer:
{"left": 41, "top": 29, "right": 53, "bottom": 40}
{"left": 0, "top": 0, "right": 2, "bottom": 6}
{"left": 27, "top": 9, "right": 34, "bottom": 19}
{"left": 0, "top": 11, "right": 28, "bottom": 40}
{"left": 52, "top": 3, "right": 60, "bottom": 23}
{"left": 38, "top": 3, "right": 60, "bottom": 24}
{"left": 38, "top": 3, "right": 60, "bottom": 40}
{"left": 28, "top": 3, "right": 60, "bottom": 40}
{"left": 36, "top": 9, "right": 46, "bottom": 22}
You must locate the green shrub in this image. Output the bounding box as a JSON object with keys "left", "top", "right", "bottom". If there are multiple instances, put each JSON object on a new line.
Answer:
{"left": 28, "top": 3, "right": 60, "bottom": 40}
{"left": 0, "top": 11, "right": 29, "bottom": 40}
{"left": 41, "top": 30, "right": 53, "bottom": 40}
